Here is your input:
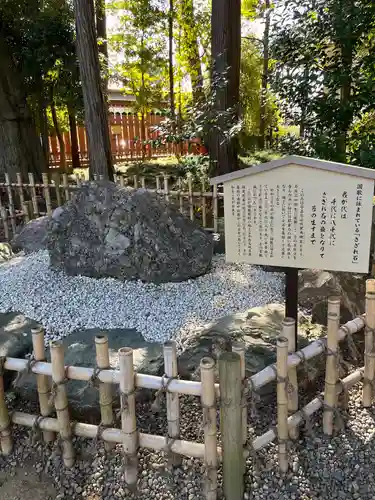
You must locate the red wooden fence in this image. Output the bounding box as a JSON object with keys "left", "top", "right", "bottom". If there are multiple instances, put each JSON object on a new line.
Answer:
{"left": 49, "top": 112, "right": 203, "bottom": 167}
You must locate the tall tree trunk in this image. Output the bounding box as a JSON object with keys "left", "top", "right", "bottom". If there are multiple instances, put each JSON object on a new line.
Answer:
{"left": 73, "top": 0, "right": 114, "bottom": 180}
{"left": 210, "top": 0, "right": 241, "bottom": 175}
{"left": 95, "top": 0, "right": 108, "bottom": 93}
{"left": 38, "top": 93, "right": 50, "bottom": 165}
{"left": 0, "top": 38, "right": 46, "bottom": 182}
{"left": 50, "top": 89, "right": 67, "bottom": 172}
{"left": 259, "top": 0, "right": 270, "bottom": 150}
{"left": 299, "top": 65, "right": 309, "bottom": 139}
{"left": 180, "top": 0, "right": 204, "bottom": 103}
{"left": 169, "top": 0, "right": 175, "bottom": 120}
{"left": 68, "top": 105, "right": 81, "bottom": 170}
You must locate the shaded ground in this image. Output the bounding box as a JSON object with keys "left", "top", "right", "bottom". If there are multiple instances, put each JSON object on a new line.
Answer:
{"left": 0, "top": 462, "right": 56, "bottom": 500}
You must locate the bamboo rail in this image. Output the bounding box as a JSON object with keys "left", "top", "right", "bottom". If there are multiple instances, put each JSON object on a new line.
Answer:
{"left": 276, "top": 335, "right": 289, "bottom": 473}
{"left": 3, "top": 314, "right": 366, "bottom": 397}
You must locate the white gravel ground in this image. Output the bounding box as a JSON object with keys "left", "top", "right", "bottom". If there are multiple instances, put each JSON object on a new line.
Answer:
{"left": 0, "top": 251, "right": 284, "bottom": 343}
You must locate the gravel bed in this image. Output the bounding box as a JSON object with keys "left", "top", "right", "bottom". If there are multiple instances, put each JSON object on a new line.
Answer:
{"left": 1, "top": 381, "right": 375, "bottom": 499}
{"left": 0, "top": 251, "right": 283, "bottom": 343}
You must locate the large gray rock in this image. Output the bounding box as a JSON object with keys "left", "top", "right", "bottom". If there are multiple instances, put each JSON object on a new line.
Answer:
{"left": 11, "top": 216, "right": 49, "bottom": 254}
{"left": 0, "top": 243, "right": 13, "bottom": 263}
{"left": 47, "top": 181, "right": 213, "bottom": 283}
{"left": 299, "top": 269, "right": 366, "bottom": 324}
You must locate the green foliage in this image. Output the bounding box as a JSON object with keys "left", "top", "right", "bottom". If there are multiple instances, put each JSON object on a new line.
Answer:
{"left": 240, "top": 149, "right": 281, "bottom": 165}
{"left": 277, "top": 134, "right": 314, "bottom": 157}
{"left": 271, "top": 0, "right": 375, "bottom": 164}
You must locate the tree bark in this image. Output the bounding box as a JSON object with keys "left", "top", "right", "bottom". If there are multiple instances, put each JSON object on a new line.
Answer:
{"left": 259, "top": 0, "right": 270, "bottom": 150}
{"left": 68, "top": 105, "right": 81, "bottom": 170}
{"left": 210, "top": 0, "right": 241, "bottom": 175}
{"left": 95, "top": 0, "right": 108, "bottom": 92}
{"left": 180, "top": 0, "right": 204, "bottom": 103}
{"left": 73, "top": 0, "right": 114, "bottom": 181}
{"left": 0, "top": 38, "right": 47, "bottom": 182}
{"left": 50, "top": 89, "right": 67, "bottom": 172}
{"left": 169, "top": 0, "right": 175, "bottom": 120}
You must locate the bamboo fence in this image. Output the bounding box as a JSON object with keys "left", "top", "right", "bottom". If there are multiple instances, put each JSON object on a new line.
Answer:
{"left": 0, "top": 172, "right": 222, "bottom": 242}
{"left": 0, "top": 283, "right": 374, "bottom": 499}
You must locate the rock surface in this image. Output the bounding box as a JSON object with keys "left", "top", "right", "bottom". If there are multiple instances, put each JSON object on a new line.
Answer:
{"left": 299, "top": 269, "right": 366, "bottom": 324}
{"left": 0, "top": 312, "right": 37, "bottom": 390}
{"left": 11, "top": 217, "right": 49, "bottom": 254}
{"left": 47, "top": 181, "right": 213, "bottom": 283}
{"left": 0, "top": 243, "right": 13, "bottom": 263}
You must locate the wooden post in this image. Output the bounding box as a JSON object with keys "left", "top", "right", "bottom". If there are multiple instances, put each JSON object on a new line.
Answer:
{"left": 32, "top": 327, "right": 55, "bottom": 442}
{"left": 218, "top": 352, "right": 243, "bottom": 500}
{"left": 363, "top": 279, "right": 375, "bottom": 407}
{"left": 42, "top": 173, "right": 52, "bottom": 216}
{"left": 323, "top": 297, "right": 340, "bottom": 435}
{"left": 50, "top": 341, "right": 75, "bottom": 467}
{"left": 232, "top": 343, "right": 247, "bottom": 451}
{"left": 0, "top": 207, "right": 9, "bottom": 241}
{"left": 62, "top": 173, "right": 69, "bottom": 202}
{"left": 163, "top": 175, "right": 170, "bottom": 202}
{"left": 178, "top": 178, "right": 184, "bottom": 214}
{"left": 283, "top": 318, "right": 299, "bottom": 439}
{"left": 4, "top": 173, "right": 16, "bottom": 235}
{"left": 28, "top": 173, "right": 39, "bottom": 218}
{"left": 16, "top": 173, "right": 25, "bottom": 209}
{"left": 95, "top": 335, "right": 115, "bottom": 452}
{"left": 118, "top": 347, "right": 138, "bottom": 488}
{"left": 201, "top": 179, "right": 207, "bottom": 228}
{"left": 156, "top": 176, "right": 161, "bottom": 193}
{"left": 133, "top": 175, "right": 138, "bottom": 189}
{"left": 51, "top": 172, "right": 62, "bottom": 207}
{"left": 187, "top": 173, "right": 194, "bottom": 221}
{"left": 213, "top": 184, "right": 218, "bottom": 233}
{"left": 0, "top": 358, "right": 12, "bottom": 455}
{"left": 163, "top": 341, "right": 181, "bottom": 467}
{"left": 119, "top": 175, "right": 125, "bottom": 188}
{"left": 277, "top": 336, "right": 289, "bottom": 474}
{"left": 200, "top": 357, "right": 217, "bottom": 500}
{"left": 141, "top": 176, "right": 146, "bottom": 189}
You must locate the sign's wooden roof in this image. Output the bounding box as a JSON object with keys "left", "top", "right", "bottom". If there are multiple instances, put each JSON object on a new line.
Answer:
{"left": 210, "top": 155, "right": 375, "bottom": 185}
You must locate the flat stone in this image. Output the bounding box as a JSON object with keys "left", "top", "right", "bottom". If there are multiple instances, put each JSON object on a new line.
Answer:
{"left": 11, "top": 216, "right": 49, "bottom": 254}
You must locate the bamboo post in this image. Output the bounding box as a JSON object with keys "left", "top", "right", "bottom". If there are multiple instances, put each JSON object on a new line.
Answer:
{"left": 4, "top": 173, "right": 16, "bottom": 235}
{"left": 323, "top": 297, "right": 340, "bottom": 435}
{"left": 95, "top": 335, "right": 115, "bottom": 452}
{"left": 119, "top": 347, "right": 138, "bottom": 488}
{"left": 178, "top": 178, "right": 184, "bottom": 214}
{"left": 200, "top": 357, "right": 217, "bottom": 500}
{"left": 201, "top": 179, "right": 207, "bottom": 228}
{"left": 51, "top": 172, "right": 62, "bottom": 207}
{"left": 32, "top": 328, "right": 55, "bottom": 442}
{"left": 163, "top": 175, "right": 170, "bottom": 202}
{"left": 218, "top": 352, "right": 243, "bottom": 500}
{"left": 133, "top": 175, "right": 138, "bottom": 189}
{"left": 22, "top": 202, "right": 30, "bottom": 224}
{"left": 213, "top": 184, "right": 218, "bottom": 232}
{"left": 42, "top": 173, "right": 52, "bottom": 216}
{"left": 0, "top": 357, "right": 12, "bottom": 455}
{"left": 156, "top": 176, "right": 161, "bottom": 193}
{"left": 62, "top": 173, "right": 69, "bottom": 202}
{"left": 232, "top": 343, "right": 247, "bottom": 453}
{"left": 283, "top": 318, "right": 299, "bottom": 439}
{"left": 187, "top": 173, "right": 194, "bottom": 221}
{"left": 50, "top": 341, "right": 75, "bottom": 467}
{"left": 119, "top": 175, "right": 125, "bottom": 188}
{"left": 277, "top": 336, "right": 289, "bottom": 474}
{"left": 163, "top": 341, "right": 181, "bottom": 467}
{"left": 28, "top": 173, "right": 39, "bottom": 218}
{"left": 16, "top": 173, "right": 25, "bottom": 209}
{"left": 0, "top": 207, "right": 9, "bottom": 241}
{"left": 363, "top": 279, "right": 375, "bottom": 407}
{"left": 141, "top": 176, "right": 146, "bottom": 189}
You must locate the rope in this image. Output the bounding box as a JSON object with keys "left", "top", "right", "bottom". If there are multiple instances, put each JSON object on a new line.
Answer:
{"left": 294, "top": 349, "right": 318, "bottom": 381}
{"left": 317, "top": 394, "right": 347, "bottom": 432}
{"left": 341, "top": 325, "right": 361, "bottom": 361}
{"left": 48, "top": 366, "right": 70, "bottom": 406}
{"left": 76, "top": 366, "right": 103, "bottom": 397}
{"left": 269, "top": 365, "right": 296, "bottom": 397}
{"left": 151, "top": 374, "right": 178, "bottom": 413}
{"left": 12, "top": 356, "right": 37, "bottom": 388}
{"left": 29, "top": 415, "right": 46, "bottom": 445}
{"left": 247, "top": 378, "right": 261, "bottom": 418}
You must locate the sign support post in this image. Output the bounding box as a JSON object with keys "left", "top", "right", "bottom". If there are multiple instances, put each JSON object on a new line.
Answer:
{"left": 285, "top": 267, "right": 299, "bottom": 348}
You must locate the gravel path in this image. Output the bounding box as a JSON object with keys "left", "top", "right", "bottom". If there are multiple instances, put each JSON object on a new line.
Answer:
{"left": 0, "top": 251, "right": 284, "bottom": 343}
{"left": 1, "top": 379, "right": 375, "bottom": 500}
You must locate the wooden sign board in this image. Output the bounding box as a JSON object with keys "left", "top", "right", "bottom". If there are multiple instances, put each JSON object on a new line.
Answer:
{"left": 211, "top": 156, "right": 375, "bottom": 274}
{"left": 111, "top": 124, "right": 123, "bottom": 135}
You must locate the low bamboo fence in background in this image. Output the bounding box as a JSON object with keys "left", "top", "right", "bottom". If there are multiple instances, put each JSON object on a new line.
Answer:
{"left": 1, "top": 281, "right": 375, "bottom": 499}
{"left": 0, "top": 172, "right": 222, "bottom": 242}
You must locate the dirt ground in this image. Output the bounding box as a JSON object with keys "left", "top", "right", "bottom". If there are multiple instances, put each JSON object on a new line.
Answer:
{"left": 0, "top": 462, "right": 57, "bottom": 500}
